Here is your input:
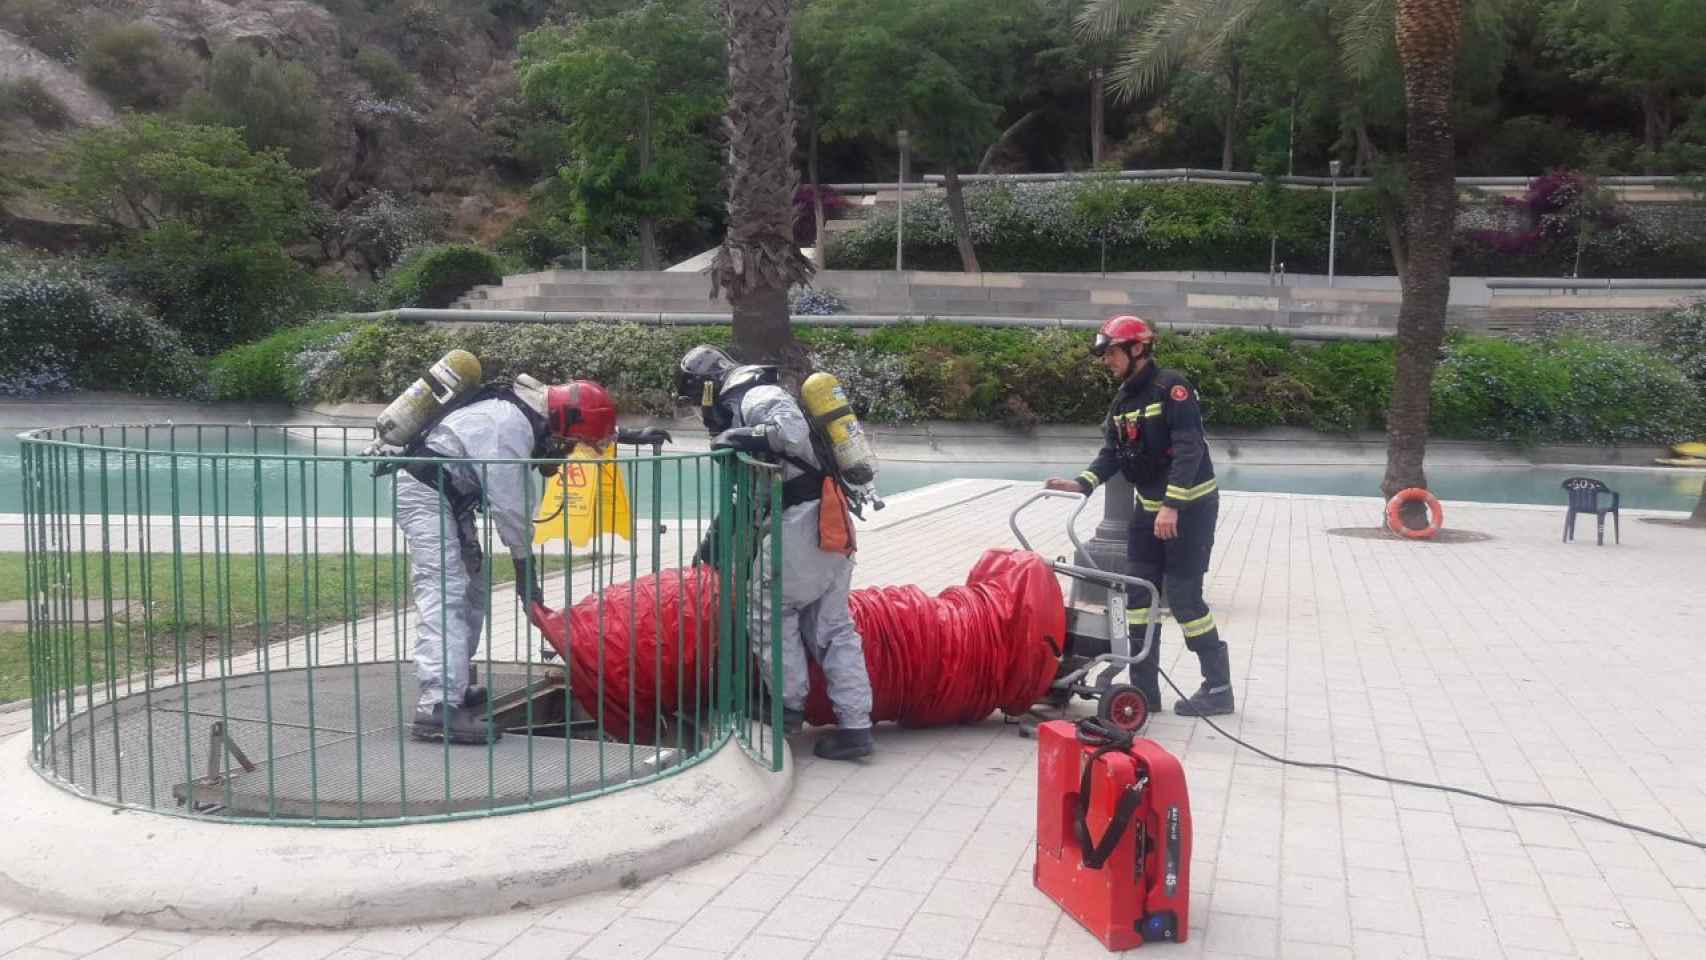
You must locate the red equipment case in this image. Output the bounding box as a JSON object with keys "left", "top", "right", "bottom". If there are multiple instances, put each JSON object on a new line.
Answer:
{"left": 1034, "top": 719, "right": 1192, "bottom": 950}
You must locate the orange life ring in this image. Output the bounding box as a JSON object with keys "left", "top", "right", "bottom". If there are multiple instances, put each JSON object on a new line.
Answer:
{"left": 1385, "top": 488, "right": 1443, "bottom": 540}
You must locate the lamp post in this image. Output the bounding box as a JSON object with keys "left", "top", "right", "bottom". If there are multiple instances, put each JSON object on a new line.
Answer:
{"left": 1327, "top": 159, "right": 1341, "bottom": 288}
{"left": 896, "top": 129, "right": 909, "bottom": 273}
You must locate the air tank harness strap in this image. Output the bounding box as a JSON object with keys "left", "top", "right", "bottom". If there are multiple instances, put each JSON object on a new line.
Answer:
{"left": 774, "top": 452, "right": 826, "bottom": 508}
{"left": 1073, "top": 716, "right": 1147, "bottom": 871}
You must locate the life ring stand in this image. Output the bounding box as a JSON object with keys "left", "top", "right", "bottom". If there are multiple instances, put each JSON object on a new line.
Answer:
{"left": 1385, "top": 488, "right": 1443, "bottom": 540}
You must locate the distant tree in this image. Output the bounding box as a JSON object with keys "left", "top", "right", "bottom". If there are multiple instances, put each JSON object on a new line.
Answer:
{"left": 182, "top": 46, "right": 327, "bottom": 167}
{"left": 51, "top": 118, "right": 318, "bottom": 349}
{"left": 800, "top": 0, "right": 1040, "bottom": 273}
{"left": 1541, "top": 0, "right": 1706, "bottom": 171}
{"left": 80, "top": 21, "right": 197, "bottom": 111}
{"left": 517, "top": 0, "right": 724, "bottom": 270}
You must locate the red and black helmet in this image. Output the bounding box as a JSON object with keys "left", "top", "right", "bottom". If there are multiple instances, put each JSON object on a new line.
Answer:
{"left": 1091, "top": 314, "right": 1155, "bottom": 358}
{"left": 546, "top": 380, "right": 617, "bottom": 446}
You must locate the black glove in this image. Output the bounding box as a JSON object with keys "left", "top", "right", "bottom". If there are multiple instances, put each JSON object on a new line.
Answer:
{"left": 617, "top": 426, "right": 673, "bottom": 446}
{"left": 455, "top": 509, "right": 483, "bottom": 574}
{"left": 711, "top": 425, "right": 776, "bottom": 454}
{"left": 512, "top": 556, "right": 544, "bottom": 606}
{"left": 692, "top": 530, "right": 716, "bottom": 567}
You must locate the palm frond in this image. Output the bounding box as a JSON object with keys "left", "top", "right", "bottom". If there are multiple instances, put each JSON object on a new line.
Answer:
{"left": 1106, "top": 0, "right": 1250, "bottom": 101}
{"left": 1073, "top": 0, "right": 1156, "bottom": 40}
{"left": 1201, "top": 0, "right": 1265, "bottom": 53}
{"left": 1339, "top": 0, "right": 1395, "bottom": 84}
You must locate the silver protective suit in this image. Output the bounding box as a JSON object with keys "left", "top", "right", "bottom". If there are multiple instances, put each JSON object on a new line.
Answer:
{"left": 737, "top": 385, "right": 873, "bottom": 729}
{"left": 395, "top": 398, "right": 540, "bottom": 709}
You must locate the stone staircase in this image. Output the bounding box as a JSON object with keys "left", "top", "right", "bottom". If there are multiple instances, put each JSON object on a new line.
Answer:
{"left": 450, "top": 268, "right": 1703, "bottom": 336}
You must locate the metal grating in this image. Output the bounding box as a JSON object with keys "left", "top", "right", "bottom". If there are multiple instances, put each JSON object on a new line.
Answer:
{"left": 42, "top": 662, "right": 685, "bottom": 821}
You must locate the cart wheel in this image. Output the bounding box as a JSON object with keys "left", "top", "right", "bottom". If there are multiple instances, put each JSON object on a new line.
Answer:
{"left": 1097, "top": 684, "right": 1148, "bottom": 734}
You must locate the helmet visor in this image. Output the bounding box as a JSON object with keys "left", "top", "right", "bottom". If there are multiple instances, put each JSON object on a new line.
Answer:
{"left": 1090, "top": 333, "right": 1115, "bottom": 358}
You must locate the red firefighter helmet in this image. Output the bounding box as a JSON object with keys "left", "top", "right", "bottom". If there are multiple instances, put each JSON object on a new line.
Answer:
{"left": 1091, "top": 314, "right": 1155, "bottom": 357}
{"left": 546, "top": 380, "right": 617, "bottom": 446}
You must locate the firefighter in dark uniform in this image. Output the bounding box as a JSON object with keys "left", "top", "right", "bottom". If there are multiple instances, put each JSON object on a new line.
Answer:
{"left": 1045, "top": 314, "right": 1234, "bottom": 717}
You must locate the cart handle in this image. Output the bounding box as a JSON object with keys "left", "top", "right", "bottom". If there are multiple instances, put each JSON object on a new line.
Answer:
{"left": 1008, "top": 489, "right": 1096, "bottom": 568}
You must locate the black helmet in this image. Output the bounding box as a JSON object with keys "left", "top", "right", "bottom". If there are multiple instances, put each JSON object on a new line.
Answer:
{"left": 675, "top": 345, "right": 737, "bottom": 408}
{"left": 677, "top": 345, "right": 781, "bottom": 432}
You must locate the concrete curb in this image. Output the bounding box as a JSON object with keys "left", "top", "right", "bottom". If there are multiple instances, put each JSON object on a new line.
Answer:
{"left": 0, "top": 731, "right": 793, "bottom": 932}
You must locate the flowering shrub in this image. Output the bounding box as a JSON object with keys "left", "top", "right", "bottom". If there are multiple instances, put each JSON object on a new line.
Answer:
{"left": 792, "top": 185, "right": 849, "bottom": 246}
{"left": 788, "top": 286, "right": 849, "bottom": 315}
{"left": 329, "top": 192, "right": 444, "bottom": 273}
{"left": 231, "top": 316, "right": 1705, "bottom": 444}
{"left": 0, "top": 264, "right": 203, "bottom": 397}
{"left": 827, "top": 179, "right": 1706, "bottom": 278}
{"left": 1654, "top": 302, "right": 1706, "bottom": 392}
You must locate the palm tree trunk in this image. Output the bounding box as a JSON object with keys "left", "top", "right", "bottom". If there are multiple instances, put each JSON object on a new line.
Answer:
{"left": 943, "top": 166, "right": 980, "bottom": 273}
{"left": 711, "top": 0, "right": 815, "bottom": 365}
{"left": 1357, "top": 121, "right": 1409, "bottom": 278}
{"left": 637, "top": 92, "right": 659, "bottom": 270}
{"left": 1090, "top": 66, "right": 1106, "bottom": 168}
{"left": 1641, "top": 86, "right": 1664, "bottom": 174}
{"left": 809, "top": 108, "right": 825, "bottom": 269}
{"left": 1221, "top": 53, "right": 1242, "bottom": 172}
{"left": 1381, "top": 0, "right": 1462, "bottom": 520}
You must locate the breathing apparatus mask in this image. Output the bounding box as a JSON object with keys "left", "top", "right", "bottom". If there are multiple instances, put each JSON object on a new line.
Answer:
{"left": 674, "top": 345, "right": 779, "bottom": 432}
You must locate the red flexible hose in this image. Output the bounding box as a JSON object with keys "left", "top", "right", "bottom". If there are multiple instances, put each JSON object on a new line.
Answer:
{"left": 530, "top": 548, "right": 1066, "bottom": 737}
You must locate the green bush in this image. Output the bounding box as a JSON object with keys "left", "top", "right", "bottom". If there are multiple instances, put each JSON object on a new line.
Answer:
{"left": 180, "top": 46, "right": 326, "bottom": 166}
{"left": 52, "top": 118, "right": 321, "bottom": 350}
{"left": 1655, "top": 302, "right": 1706, "bottom": 393}
{"left": 281, "top": 318, "right": 1704, "bottom": 445}
{"left": 352, "top": 49, "right": 414, "bottom": 101}
{"left": 377, "top": 244, "right": 505, "bottom": 308}
{"left": 80, "top": 22, "right": 197, "bottom": 111}
{"left": 1541, "top": 336, "right": 1705, "bottom": 445}
{"left": 1430, "top": 337, "right": 1570, "bottom": 441}
{"left": 208, "top": 321, "right": 352, "bottom": 402}
{"left": 0, "top": 264, "right": 203, "bottom": 397}
{"left": 0, "top": 0, "right": 84, "bottom": 60}
{"left": 112, "top": 225, "right": 329, "bottom": 351}
{"left": 0, "top": 77, "right": 71, "bottom": 129}
{"left": 309, "top": 318, "right": 724, "bottom": 413}
{"left": 824, "top": 179, "right": 1706, "bottom": 278}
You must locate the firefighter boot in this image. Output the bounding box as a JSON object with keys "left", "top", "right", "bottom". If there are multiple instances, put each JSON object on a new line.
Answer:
{"left": 463, "top": 663, "right": 487, "bottom": 709}
{"left": 411, "top": 702, "right": 502, "bottom": 745}
{"left": 782, "top": 708, "right": 806, "bottom": 735}
{"left": 812, "top": 727, "right": 874, "bottom": 761}
{"left": 1174, "top": 646, "right": 1234, "bottom": 717}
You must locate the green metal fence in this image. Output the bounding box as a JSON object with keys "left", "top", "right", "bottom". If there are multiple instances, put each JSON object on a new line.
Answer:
{"left": 18, "top": 423, "right": 784, "bottom": 825}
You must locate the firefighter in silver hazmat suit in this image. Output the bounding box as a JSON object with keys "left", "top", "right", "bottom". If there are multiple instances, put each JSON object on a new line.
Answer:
{"left": 396, "top": 378, "right": 663, "bottom": 745}
{"left": 677, "top": 346, "right": 875, "bottom": 761}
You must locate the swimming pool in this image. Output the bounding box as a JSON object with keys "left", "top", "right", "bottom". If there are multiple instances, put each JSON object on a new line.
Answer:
{"left": 7, "top": 431, "right": 1700, "bottom": 518}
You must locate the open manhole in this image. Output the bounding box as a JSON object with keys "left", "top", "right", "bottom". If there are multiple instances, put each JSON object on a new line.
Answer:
{"left": 41, "top": 662, "right": 699, "bottom": 821}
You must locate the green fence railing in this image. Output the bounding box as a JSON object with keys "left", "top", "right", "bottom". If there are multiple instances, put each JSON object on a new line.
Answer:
{"left": 18, "top": 423, "right": 784, "bottom": 825}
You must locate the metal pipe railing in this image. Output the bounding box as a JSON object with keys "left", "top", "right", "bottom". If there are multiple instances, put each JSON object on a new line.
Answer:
{"left": 824, "top": 169, "right": 1702, "bottom": 194}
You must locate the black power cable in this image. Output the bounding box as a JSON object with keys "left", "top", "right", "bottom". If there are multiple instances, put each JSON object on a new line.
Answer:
{"left": 1153, "top": 669, "right": 1706, "bottom": 853}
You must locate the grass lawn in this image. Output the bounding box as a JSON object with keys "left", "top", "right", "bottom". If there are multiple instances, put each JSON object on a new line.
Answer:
{"left": 0, "top": 551, "right": 586, "bottom": 706}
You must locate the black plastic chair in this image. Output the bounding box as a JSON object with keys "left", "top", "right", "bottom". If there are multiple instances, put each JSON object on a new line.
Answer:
{"left": 1562, "top": 477, "right": 1620, "bottom": 545}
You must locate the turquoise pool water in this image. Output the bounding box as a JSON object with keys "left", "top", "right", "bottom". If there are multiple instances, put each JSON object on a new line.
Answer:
{"left": 7, "top": 431, "right": 1700, "bottom": 517}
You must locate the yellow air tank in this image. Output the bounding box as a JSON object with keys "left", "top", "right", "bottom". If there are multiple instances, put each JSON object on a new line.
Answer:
{"left": 800, "top": 371, "right": 877, "bottom": 486}
{"left": 375, "top": 349, "right": 483, "bottom": 447}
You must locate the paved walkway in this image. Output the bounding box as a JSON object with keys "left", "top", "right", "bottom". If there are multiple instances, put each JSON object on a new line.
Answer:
{"left": 4, "top": 483, "right": 1706, "bottom": 960}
